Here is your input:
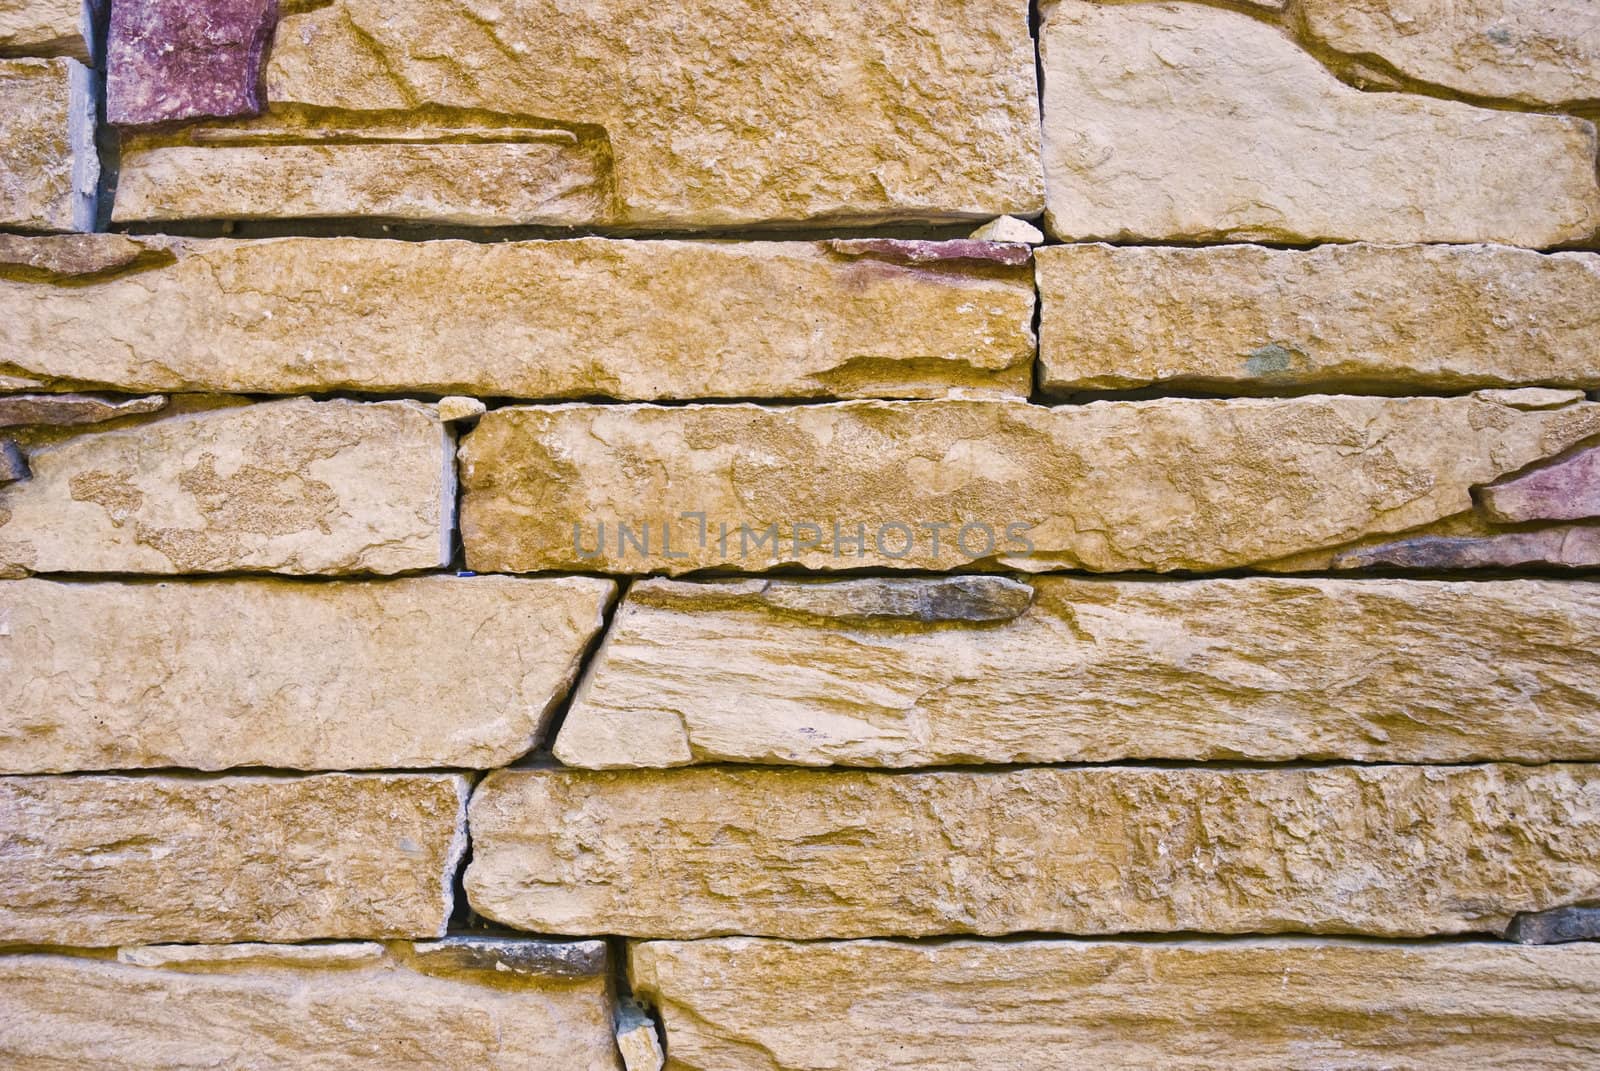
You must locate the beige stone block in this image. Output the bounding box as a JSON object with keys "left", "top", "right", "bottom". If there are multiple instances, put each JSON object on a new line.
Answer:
{"left": 112, "top": 0, "right": 1042, "bottom": 228}
{"left": 465, "top": 764, "right": 1600, "bottom": 939}
{"left": 0, "top": 57, "right": 96, "bottom": 231}
{"left": 0, "top": 398, "right": 454, "bottom": 576}
{"left": 0, "top": 0, "right": 91, "bottom": 60}
{"left": 0, "top": 939, "right": 621, "bottom": 1069}
{"left": 554, "top": 576, "right": 1600, "bottom": 768}
{"left": 0, "top": 773, "right": 468, "bottom": 945}
{"left": 1302, "top": 0, "right": 1600, "bottom": 109}
{"left": 0, "top": 575, "right": 615, "bottom": 772}
{"left": 1037, "top": 243, "right": 1600, "bottom": 394}
{"left": 1039, "top": 2, "right": 1600, "bottom": 245}
{"left": 0, "top": 235, "right": 1034, "bottom": 400}
{"left": 631, "top": 937, "right": 1600, "bottom": 1070}
{"left": 457, "top": 393, "right": 1600, "bottom": 574}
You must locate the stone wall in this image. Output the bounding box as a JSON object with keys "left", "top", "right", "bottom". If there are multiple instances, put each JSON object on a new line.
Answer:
{"left": 2, "top": 0, "right": 1600, "bottom": 1067}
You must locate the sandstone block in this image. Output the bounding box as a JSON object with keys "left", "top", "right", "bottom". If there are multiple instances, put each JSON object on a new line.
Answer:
{"left": 1037, "top": 243, "right": 1600, "bottom": 394}
{"left": 1039, "top": 2, "right": 1600, "bottom": 245}
{"left": 107, "top": 0, "right": 275, "bottom": 126}
{"left": 630, "top": 937, "right": 1600, "bottom": 1070}
{"left": 458, "top": 393, "right": 1600, "bottom": 575}
{"left": 1480, "top": 445, "right": 1600, "bottom": 523}
{"left": 0, "top": 0, "right": 92, "bottom": 59}
{"left": 0, "top": 939, "right": 621, "bottom": 1069}
{"left": 554, "top": 576, "right": 1600, "bottom": 768}
{"left": 0, "top": 235, "right": 1034, "bottom": 400}
{"left": 111, "top": 0, "right": 1042, "bottom": 227}
{"left": 0, "top": 57, "right": 97, "bottom": 231}
{"left": 0, "top": 393, "right": 165, "bottom": 427}
{"left": 0, "top": 398, "right": 454, "bottom": 576}
{"left": 0, "top": 773, "right": 468, "bottom": 945}
{"left": 1301, "top": 0, "right": 1600, "bottom": 109}
{"left": 0, "top": 575, "right": 615, "bottom": 773}
{"left": 465, "top": 764, "right": 1600, "bottom": 939}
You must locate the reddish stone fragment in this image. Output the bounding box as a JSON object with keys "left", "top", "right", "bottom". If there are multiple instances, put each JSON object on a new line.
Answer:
{"left": 827, "top": 238, "right": 1033, "bottom": 267}
{"left": 1333, "top": 526, "right": 1600, "bottom": 571}
{"left": 1481, "top": 446, "right": 1600, "bottom": 523}
{"left": 106, "top": 0, "right": 276, "bottom": 127}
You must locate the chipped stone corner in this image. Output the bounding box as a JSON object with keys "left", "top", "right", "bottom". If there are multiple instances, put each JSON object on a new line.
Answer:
{"left": 615, "top": 997, "right": 666, "bottom": 1071}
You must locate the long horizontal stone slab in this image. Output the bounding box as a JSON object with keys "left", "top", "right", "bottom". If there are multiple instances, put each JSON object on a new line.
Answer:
{"left": 0, "top": 398, "right": 453, "bottom": 576}
{"left": 1039, "top": 2, "right": 1600, "bottom": 245}
{"left": 458, "top": 393, "right": 1600, "bottom": 574}
{"left": 0, "top": 773, "right": 468, "bottom": 945}
{"left": 553, "top": 576, "right": 1600, "bottom": 768}
{"left": 112, "top": 0, "right": 1042, "bottom": 228}
{"left": 0, "top": 0, "right": 93, "bottom": 60}
{"left": 0, "top": 235, "right": 1035, "bottom": 399}
{"left": 1037, "top": 243, "right": 1600, "bottom": 394}
{"left": 630, "top": 937, "right": 1600, "bottom": 1070}
{"left": 1301, "top": 0, "right": 1600, "bottom": 110}
{"left": 0, "top": 575, "right": 615, "bottom": 773}
{"left": 0, "top": 57, "right": 96, "bottom": 231}
{"left": 0, "top": 939, "right": 620, "bottom": 1069}
{"left": 465, "top": 764, "right": 1600, "bottom": 939}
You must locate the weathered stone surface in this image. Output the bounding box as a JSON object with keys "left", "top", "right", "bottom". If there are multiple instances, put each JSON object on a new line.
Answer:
{"left": 969, "top": 215, "right": 1042, "bottom": 244}
{"left": 1039, "top": 2, "right": 1600, "bottom": 245}
{"left": 554, "top": 576, "right": 1600, "bottom": 769}
{"left": 0, "top": 235, "right": 1034, "bottom": 400}
{"left": 0, "top": 57, "right": 97, "bottom": 232}
{"left": 0, "top": 575, "right": 614, "bottom": 772}
{"left": 0, "top": 393, "right": 165, "bottom": 428}
{"left": 107, "top": 0, "right": 275, "bottom": 126}
{"left": 0, "top": 233, "right": 160, "bottom": 280}
{"left": 0, "top": 398, "right": 454, "bottom": 576}
{"left": 466, "top": 764, "right": 1600, "bottom": 939}
{"left": 458, "top": 393, "right": 1600, "bottom": 575}
{"left": 825, "top": 238, "right": 1032, "bottom": 268}
{"left": 0, "top": 773, "right": 468, "bottom": 945}
{"left": 1037, "top": 243, "right": 1600, "bottom": 394}
{"left": 1481, "top": 446, "right": 1600, "bottom": 523}
{"left": 1328, "top": 526, "right": 1600, "bottom": 571}
{"left": 631, "top": 937, "right": 1600, "bottom": 1070}
{"left": 1302, "top": 0, "right": 1600, "bottom": 109}
{"left": 111, "top": 0, "right": 1042, "bottom": 227}
{"left": 0, "top": 440, "right": 26, "bottom": 483}
{"left": 0, "top": 0, "right": 91, "bottom": 59}
{"left": 1508, "top": 906, "right": 1600, "bottom": 945}
{"left": 616, "top": 1001, "right": 665, "bottom": 1071}
{"left": 437, "top": 396, "right": 486, "bottom": 423}
{"left": 0, "top": 940, "right": 621, "bottom": 1069}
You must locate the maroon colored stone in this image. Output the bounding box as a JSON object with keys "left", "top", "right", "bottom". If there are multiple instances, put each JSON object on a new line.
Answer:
{"left": 106, "top": 0, "right": 277, "bottom": 127}
{"left": 1480, "top": 445, "right": 1600, "bottom": 523}
{"left": 1332, "top": 525, "right": 1600, "bottom": 571}
{"left": 826, "top": 238, "right": 1033, "bottom": 268}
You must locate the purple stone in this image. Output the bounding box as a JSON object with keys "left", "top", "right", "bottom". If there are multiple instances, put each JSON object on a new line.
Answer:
{"left": 1332, "top": 525, "right": 1600, "bottom": 571}
{"left": 827, "top": 238, "right": 1033, "bottom": 268}
{"left": 1480, "top": 445, "right": 1600, "bottom": 523}
{"left": 106, "top": 0, "right": 277, "bottom": 127}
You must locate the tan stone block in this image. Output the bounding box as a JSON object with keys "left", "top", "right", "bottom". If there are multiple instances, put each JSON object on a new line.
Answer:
{"left": 0, "top": 398, "right": 454, "bottom": 576}
{"left": 0, "top": 575, "right": 615, "bottom": 773}
{"left": 630, "top": 937, "right": 1600, "bottom": 1070}
{"left": 1039, "top": 2, "right": 1600, "bottom": 245}
{"left": 1037, "top": 243, "right": 1600, "bottom": 394}
{"left": 0, "top": 0, "right": 90, "bottom": 60}
{"left": 0, "top": 773, "right": 468, "bottom": 945}
{"left": 554, "top": 576, "right": 1600, "bottom": 768}
{"left": 0, "top": 57, "right": 96, "bottom": 231}
{"left": 0, "top": 939, "right": 621, "bottom": 1069}
{"left": 112, "top": 0, "right": 1042, "bottom": 228}
{"left": 0, "top": 235, "right": 1034, "bottom": 400}
{"left": 457, "top": 394, "right": 1600, "bottom": 575}
{"left": 465, "top": 764, "right": 1600, "bottom": 939}
{"left": 1302, "top": 0, "right": 1600, "bottom": 109}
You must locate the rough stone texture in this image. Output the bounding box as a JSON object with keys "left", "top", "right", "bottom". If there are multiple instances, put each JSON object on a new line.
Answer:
{"left": 465, "top": 764, "right": 1600, "bottom": 939}
{"left": 1295, "top": 521, "right": 1600, "bottom": 572}
{"left": 1301, "top": 0, "right": 1600, "bottom": 109}
{"left": 110, "top": 0, "right": 1042, "bottom": 227}
{"left": 0, "top": 233, "right": 157, "bottom": 279}
{"left": 0, "top": 393, "right": 165, "bottom": 428}
{"left": 107, "top": 0, "right": 276, "bottom": 126}
{"left": 0, "top": 575, "right": 615, "bottom": 773}
{"left": 1037, "top": 243, "right": 1600, "bottom": 394}
{"left": 0, "top": 773, "right": 468, "bottom": 945}
{"left": 0, "top": 235, "right": 1034, "bottom": 400}
{"left": 554, "top": 576, "right": 1600, "bottom": 769}
{"left": 437, "top": 396, "right": 486, "bottom": 423}
{"left": 0, "top": 941, "right": 621, "bottom": 1069}
{"left": 630, "top": 937, "right": 1600, "bottom": 1070}
{"left": 0, "top": 398, "right": 454, "bottom": 576}
{"left": 0, "top": 0, "right": 91, "bottom": 59}
{"left": 0, "top": 57, "right": 97, "bottom": 232}
{"left": 1507, "top": 906, "right": 1600, "bottom": 945}
{"left": 969, "top": 215, "right": 1042, "bottom": 244}
{"left": 1039, "top": 1, "right": 1600, "bottom": 245}
{"left": 458, "top": 393, "right": 1600, "bottom": 575}
{"left": 616, "top": 1001, "right": 665, "bottom": 1071}
{"left": 0, "top": 440, "right": 27, "bottom": 483}
{"left": 1480, "top": 445, "right": 1600, "bottom": 523}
